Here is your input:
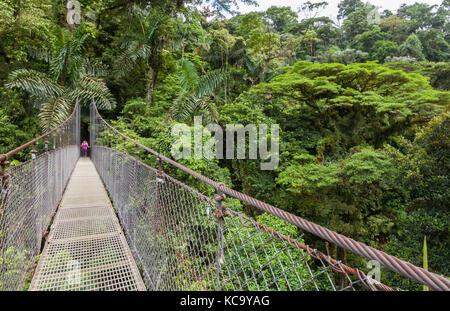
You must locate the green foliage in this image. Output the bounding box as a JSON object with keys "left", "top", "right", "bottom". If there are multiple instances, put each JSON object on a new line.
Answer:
{"left": 6, "top": 25, "right": 115, "bottom": 131}
{"left": 371, "top": 40, "right": 398, "bottom": 62}
{"left": 399, "top": 34, "right": 426, "bottom": 61}
{"left": 222, "top": 212, "right": 333, "bottom": 290}
{"left": 223, "top": 60, "right": 448, "bottom": 254}
{"left": 0, "top": 87, "right": 38, "bottom": 158}
{"left": 342, "top": 6, "right": 371, "bottom": 41}
{"left": 338, "top": 0, "right": 365, "bottom": 20}
{"left": 264, "top": 6, "right": 298, "bottom": 33}
{"left": 382, "top": 111, "right": 449, "bottom": 288}
{"left": 0, "top": 247, "right": 31, "bottom": 290}
{"left": 0, "top": 0, "right": 449, "bottom": 291}
{"left": 277, "top": 163, "right": 339, "bottom": 195}
{"left": 352, "top": 26, "right": 388, "bottom": 53}
{"left": 6, "top": 69, "right": 63, "bottom": 98}
{"left": 423, "top": 236, "right": 429, "bottom": 291}
{"left": 384, "top": 61, "right": 450, "bottom": 91}
{"left": 0, "top": 0, "right": 54, "bottom": 64}
{"left": 379, "top": 15, "right": 409, "bottom": 44}
{"left": 417, "top": 29, "right": 450, "bottom": 62}
{"left": 171, "top": 57, "right": 227, "bottom": 123}
{"left": 0, "top": 108, "right": 29, "bottom": 155}
{"left": 113, "top": 5, "right": 163, "bottom": 79}
{"left": 341, "top": 148, "right": 396, "bottom": 185}
{"left": 321, "top": 47, "right": 368, "bottom": 64}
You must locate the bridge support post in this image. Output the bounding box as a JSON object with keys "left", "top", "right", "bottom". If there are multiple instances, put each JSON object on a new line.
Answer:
{"left": 30, "top": 141, "right": 40, "bottom": 250}
{"left": 113, "top": 134, "right": 119, "bottom": 204}
{"left": 0, "top": 156, "right": 9, "bottom": 223}
{"left": 0, "top": 156, "right": 8, "bottom": 281}
{"left": 0, "top": 156, "right": 8, "bottom": 203}
{"left": 130, "top": 144, "right": 140, "bottom": 240}
{"left": 214, "top": 184, "right": 226, "bottom": 291}
{"left": 43, "top": 140, "right": 50, "bottom": 239}
{"left": 108, "top": 130, "right": 113, "bottom": 190}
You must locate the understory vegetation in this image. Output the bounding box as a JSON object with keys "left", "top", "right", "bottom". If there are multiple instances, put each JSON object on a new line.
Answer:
{"left": 0, "top": 0, "right": 448, "bottom": 290}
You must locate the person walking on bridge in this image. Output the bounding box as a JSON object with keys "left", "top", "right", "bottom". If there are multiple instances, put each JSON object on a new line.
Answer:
{"left": 81, "top": 140, "right": 90, "bottom": 157}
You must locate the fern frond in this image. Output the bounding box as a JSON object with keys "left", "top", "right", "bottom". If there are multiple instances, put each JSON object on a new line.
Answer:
{"left": 6, "top": 69, "right": 63, "bottom": 97}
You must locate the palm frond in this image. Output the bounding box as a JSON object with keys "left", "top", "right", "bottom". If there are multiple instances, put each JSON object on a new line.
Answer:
{"left": 69, "top": 75, "right": 116, "bottom": 109}
{"left": 82, "top": 59, "right": 109, "bottom": 77}
{"left": 171, "top": 93, "right": 218, "bottom": 123}
{"left": 129, "top": 4, "right": 146, "bottom": 21}
{"left": 196, "top": 69, "right": 228, "bottom": 97}
{"left": 112, "top": 5, "right": 162, "bottom": 79}
{"left": 6, "top": 69, "right": 63, "bottom": 97}
{"left": 113, "top": 41, "right": 151, "bottom": 78}
{"left": 177, "top": 58, "right": 199, "bottom": 92}
{"left": 50, "top": 32, "right": 89, "bottom": 84}
{"left": 113, "top": 49, "right": 138, "bottom": 78}
{"left": 27, "top": 48, "right": 51, "bottom": 63}
{"left": 38, "top": 96, "right": 71, "bottom": 131}
{"left": 52, "top": 26, "right": 69, "bottom": 51}
{"left": 171, "top": 93, "right": 197, "bottom": 122}
{"left": 68, "top": 54, "right": 85, "bottom": 82}
{"left": 144, "top": 17, "right": 161, "bottom": 42}
{"left": 119, "top": 32, "right": 143, "bottom": 48}
{"left": 50, "top": 45, "right": 69, "bottom": 82}
{"left": 69, "top": 33, "right": 90, "bottom": 56}
{"left": 198, "top": 98, "right": 219, "bottom": 123}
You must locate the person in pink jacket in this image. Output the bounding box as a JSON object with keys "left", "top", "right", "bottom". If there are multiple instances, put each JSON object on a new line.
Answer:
{"left": 81, "top": 140, "right": 89, "bottom": 157}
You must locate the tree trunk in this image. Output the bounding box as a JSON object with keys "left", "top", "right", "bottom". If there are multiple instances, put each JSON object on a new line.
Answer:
{"left": 146, "top": 67, "right": 159, "bottom": 105}
{"left": 145, "top": 67, "right": 153, "bottom": 103}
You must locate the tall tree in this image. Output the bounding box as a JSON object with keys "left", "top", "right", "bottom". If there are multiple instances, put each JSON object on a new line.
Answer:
{"left": 113, "top": 5, "right": 170, "bottom": 104}
{"left": 171, "top": 57, "right": 227, "bottom": 123}
{"left": 417, "top": 28, "right": 450, "bottom": 62}
{"left": 397, "top": 2, "right": 437, "bottom": 33}
{"left": 337, "top": 0, "right": 364, "bottom": 20}
{"left": 264, "top": 6, "right": 298, "bottom": 33}
{"left": 6, "top": 26, "right": 116, "bottom": 130}
{"left": 0, "top": 0, "right": 54, "bottom": 71}
{"left": 399, "top": 34, "right": 426, "bottom": 61}
{"left": 342, "top": 6, "right": 371, "bottom": 42}
{"left": 298, "top": 1, "right": 328, "bottom": 20}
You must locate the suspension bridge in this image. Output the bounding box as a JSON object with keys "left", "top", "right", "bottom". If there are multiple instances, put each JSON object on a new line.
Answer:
{"left": 0, "top": 100, "right": 448, "bottom": 291}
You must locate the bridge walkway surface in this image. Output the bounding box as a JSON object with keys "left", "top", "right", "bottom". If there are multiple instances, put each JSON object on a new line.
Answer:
{"left": 29, "top": 157, "right": 146, "bottom": 291}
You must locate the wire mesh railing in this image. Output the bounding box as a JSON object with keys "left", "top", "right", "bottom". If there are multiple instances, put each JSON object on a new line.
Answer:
{"left": 0, "top": 101, "right": 80, "bottom": 291}
{"left": 90, "top": 101, "right": 450, "bottom": 291}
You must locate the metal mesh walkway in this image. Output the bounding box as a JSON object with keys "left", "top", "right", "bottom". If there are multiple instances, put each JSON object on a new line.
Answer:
{"left": 29, "top": 158, "right": 145, "bottom": 291}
